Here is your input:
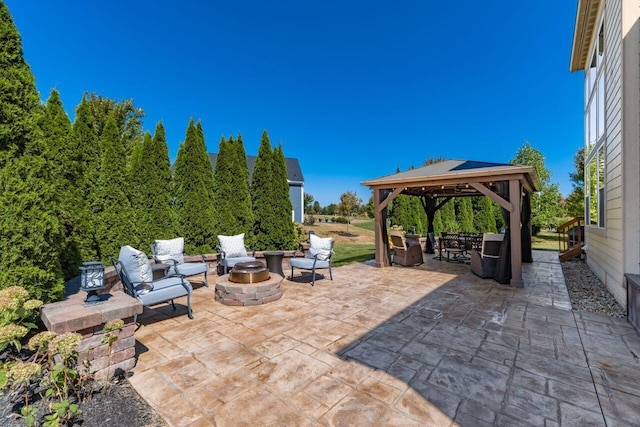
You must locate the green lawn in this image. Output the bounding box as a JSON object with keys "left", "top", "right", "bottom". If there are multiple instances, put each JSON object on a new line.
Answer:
{"left": 330, "top": 229, "right": 558, "bottom": 267}
{"left": 351, "top": 218, "right": 375, "bottom": 232}
{"left": 532, "top": 230, "right": 559, "bottom": 251}
{"left": 332, "top": 243, "right": 375, "bottom": 266}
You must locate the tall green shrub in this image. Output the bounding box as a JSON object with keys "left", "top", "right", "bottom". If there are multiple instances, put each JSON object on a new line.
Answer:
{"left": 456, "top": 197, "right": 474, "bottom": 233}
{"left": 474, "top": 196, "right": 497, "bottom": 233}
{"left": 0, "top": 3, "right": 40, "bottom": 155}
{"left": 39, "top": 90, "right": 84, "bottom": 280}
{"left": 94, "top": 114, "right": 137, "bottom": 259}
{"left": 272, "top": 144, "right": 295, "bottom": 249}
{"left": 173, "top": 119, "right": 216, "bottom": 253}
{"left": 440, "top": 198, "right": 458, "bottom": 232}
{"left": 0, "top": 3, "right": 64, "bottom": 301}
{"left": 71, "top": 98, "right": 101, "bottom": 261}
{"left": 137, "top": 123, "right": 177, "bottom": 246}
{"left": 251, "top": 131, "right": 276, "bottom": 250}
{"left": 213, "top": 136, "right": 254, "bottom": 240}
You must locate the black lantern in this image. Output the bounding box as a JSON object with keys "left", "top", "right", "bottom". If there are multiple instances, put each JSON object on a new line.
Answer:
{"left": 79, "top": 261, "right": 106, "bottom": 306}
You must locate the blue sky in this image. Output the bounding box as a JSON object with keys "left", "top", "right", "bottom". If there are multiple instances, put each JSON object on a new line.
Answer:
{"left": 7, "top": 0, "right": 583, "bottom": 206}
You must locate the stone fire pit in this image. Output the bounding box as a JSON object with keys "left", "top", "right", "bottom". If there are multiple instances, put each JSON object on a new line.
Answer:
{"left": 215, "top": 261, "right": 283, "bottom": 306}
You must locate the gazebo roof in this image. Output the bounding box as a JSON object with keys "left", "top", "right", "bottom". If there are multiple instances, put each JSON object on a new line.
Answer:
{"left": 361, "top": 160, "right": 541, "bottom": 197}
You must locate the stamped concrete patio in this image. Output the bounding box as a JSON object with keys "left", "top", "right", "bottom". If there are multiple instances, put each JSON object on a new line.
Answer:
{"left": 128, "top": 251, "right": 640, "bottom": 426}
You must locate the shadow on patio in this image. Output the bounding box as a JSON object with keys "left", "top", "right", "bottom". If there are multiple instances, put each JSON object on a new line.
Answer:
{"left": 127, "top": 251, "right": 640, "bottom": 426}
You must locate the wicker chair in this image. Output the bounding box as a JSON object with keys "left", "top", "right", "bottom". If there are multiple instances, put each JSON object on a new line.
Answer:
{"left": 390, "top": 231, "right": 423, "bottom": 266}
{"left": 470, "top": 233, "right": 505, "bottom": 278}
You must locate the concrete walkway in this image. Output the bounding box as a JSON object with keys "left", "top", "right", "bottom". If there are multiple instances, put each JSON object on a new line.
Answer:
{"left": 128, "top": 251, "right": 640, "bottom": 426}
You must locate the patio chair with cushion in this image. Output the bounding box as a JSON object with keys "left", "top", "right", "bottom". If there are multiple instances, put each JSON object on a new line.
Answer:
{"left": 470, "top": 233, "right": 505, "bottom": 279}
{"left": 290, "top": 234, "right": 334, "bottom": 286}
{"left": 390, "top": 230, "right": 423, "bottom": 266}
{"left": 150, "top": 237, "right": 209, "bottom": 287}
{"left": 111, "top": 245, "right": 193, "bottom": 319}
{"left": 218, "top": 233, "right": 256, "bottom": 274}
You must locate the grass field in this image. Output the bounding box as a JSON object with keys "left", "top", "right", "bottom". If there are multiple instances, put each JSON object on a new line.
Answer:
{"left": 303, "top": 219, "right": 559, "bottom": 265}
{"left": 531, "top": 230, "right": 560, "bottom": 251}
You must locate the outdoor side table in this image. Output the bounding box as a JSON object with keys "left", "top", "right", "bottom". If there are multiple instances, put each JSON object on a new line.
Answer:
{"left": 151, "top": 263, "right": 171, "bottom": 280}
{"left": 264, "top": 251, "right": 285, "bottom": 277}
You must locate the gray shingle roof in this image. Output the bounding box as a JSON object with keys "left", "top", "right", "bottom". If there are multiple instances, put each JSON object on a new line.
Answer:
{"left": 208, "top": 153, "right": 304, "bottom": 182}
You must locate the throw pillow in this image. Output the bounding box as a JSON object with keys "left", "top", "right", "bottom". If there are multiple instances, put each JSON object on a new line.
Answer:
{"left": 118, "top": 245, "right": 153, "bottom": 285}
{"left": 155, "top": 237, "right": 185, "bottom": 265}
{"left": 308, "top": 234, "right": 333, "bottom": 261}
{"left": 218, "top": 234, "right": 248, "bottom": 258}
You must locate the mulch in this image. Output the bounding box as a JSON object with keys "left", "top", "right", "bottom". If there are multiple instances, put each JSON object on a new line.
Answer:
{"left": 0, "top": 372, "right": 166, "bottom": 427}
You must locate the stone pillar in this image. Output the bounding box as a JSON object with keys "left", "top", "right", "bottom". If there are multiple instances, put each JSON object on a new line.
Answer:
{"left": 41, "top": 291, "right": 143, "bottom": 379}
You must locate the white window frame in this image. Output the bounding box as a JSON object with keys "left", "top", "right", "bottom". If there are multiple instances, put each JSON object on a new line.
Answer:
{"left": 585, "top": 20, "right": 606, "bottom": 229}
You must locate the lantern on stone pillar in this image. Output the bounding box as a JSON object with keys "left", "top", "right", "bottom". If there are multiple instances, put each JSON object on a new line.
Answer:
{"left": 79, "top": 261, "right": 105, "bottom": 306}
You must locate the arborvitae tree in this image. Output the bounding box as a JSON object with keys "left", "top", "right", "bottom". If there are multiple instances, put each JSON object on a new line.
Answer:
{"left": 456, "top": 197, "right": 474, "bottom": 232}
{"left": 94, "top": 113, "right": 137, "bottom": 259}
{"left": 128, "top": 132, "right": 148, "bottom": 238}
{"left": 173, "top": 119, "right": 216, "bottom": 253}
{"left": 0, "top": 3, "right": 40, "bottom": 155}
{"left": 389, "top": 195, "right": 415, "bottom": 231}
{"left": 474, "top": 196, "right": 498, "bottom": 233}
{"left": 213, "top": 135, "right": 253, "bottom": 240}
{"left": 432, "top": 209, "right": 443, "bottom": 235}
{"left": 212, "top": 136, "right": 236, "bottom": 235}
{"left": 233, "top": 135, "right": 254, "bottom": 240}
{"left": 272, "top": 144, "right": 295, "bottom": 249}
{"left": 251, "top": 131, "right": 276, "bottom": 250}
{"left": 440, "top": 198, "right": 458, "bottom": 232}
{"left": 39, "top": 90, "right": 85, "bottom": 280}
{"left": 137, "top": 123, "right": 177, "bottom": 246}
{"left": 0, "top": 3, "right": 64, "bottom": 301}
{"left": 72, "top": 97, "right": 101, "bottom": 260}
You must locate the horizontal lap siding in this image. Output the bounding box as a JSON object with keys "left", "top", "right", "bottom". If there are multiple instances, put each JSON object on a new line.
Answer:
{"left": 588, "top": 0, "right": 626, "bottom": 306}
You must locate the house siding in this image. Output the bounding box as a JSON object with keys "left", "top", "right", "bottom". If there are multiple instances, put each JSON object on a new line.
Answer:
{"left": 582, "top": 0, "right": 640, "bottom": 308}
{"left": 289, "top": 184, "right": 304, "bottom": 223}
{"left": 586, "top": 0, "right": 627, "bottom": 306}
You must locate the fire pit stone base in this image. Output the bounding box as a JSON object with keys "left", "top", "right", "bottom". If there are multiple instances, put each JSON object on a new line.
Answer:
{"left": 215, "top": 273, "right": 284, "bottom": 306}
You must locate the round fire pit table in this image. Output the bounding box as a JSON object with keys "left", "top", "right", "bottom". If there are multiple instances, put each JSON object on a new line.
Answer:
{"left": 263, "top": 251, "right": 285, "bottom": 277}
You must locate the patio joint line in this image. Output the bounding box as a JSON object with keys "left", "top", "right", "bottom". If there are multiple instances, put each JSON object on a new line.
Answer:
{"left": 570, "top": 309, "right": 609, "bottom": 426}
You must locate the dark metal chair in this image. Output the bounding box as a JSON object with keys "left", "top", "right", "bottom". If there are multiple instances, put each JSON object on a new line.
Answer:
{"left": 111, "top": 250, "right": 193, "bottom": 319}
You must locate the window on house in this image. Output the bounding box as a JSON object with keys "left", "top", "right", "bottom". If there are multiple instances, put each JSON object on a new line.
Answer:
{"left": 584, "top": 21, "right": 606, "bottom": 228}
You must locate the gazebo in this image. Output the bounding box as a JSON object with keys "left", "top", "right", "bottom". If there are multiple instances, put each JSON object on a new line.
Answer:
{"left": 361, "top": 160, "right": 541, "bottom": 287}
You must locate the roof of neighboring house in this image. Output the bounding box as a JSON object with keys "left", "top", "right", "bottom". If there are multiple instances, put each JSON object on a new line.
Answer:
{"left": 208, "top": 153, "right": 304, "bottom": 183}
{"left": 570, "top": 0, "right": 602, "bottom": 72}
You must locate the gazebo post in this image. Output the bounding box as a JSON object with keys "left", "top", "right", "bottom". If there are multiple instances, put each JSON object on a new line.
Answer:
{"left": 509, "top": 179, "right": 524, "bottom": 287}
{"left": 373, "top": 189, "right": 387, "bottom": 268}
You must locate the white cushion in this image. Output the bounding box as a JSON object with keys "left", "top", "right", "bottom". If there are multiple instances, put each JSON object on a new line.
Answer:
{"left": 154, "top": 238, "right": 185, "bottom": 265}
{"left": 308, "top": 234, "right": 333, "bottom": 261}
{"left": 218, "top": 234, "right": 248, "bottom": 258}
{"left": 118, "top": 245, "right": 153, "bottom": 284}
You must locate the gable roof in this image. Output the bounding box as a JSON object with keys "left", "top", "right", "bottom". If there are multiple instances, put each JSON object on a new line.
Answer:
{"left": 208, "top": 153, "right": 304, "bottom": 183}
